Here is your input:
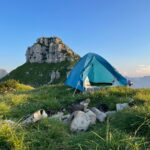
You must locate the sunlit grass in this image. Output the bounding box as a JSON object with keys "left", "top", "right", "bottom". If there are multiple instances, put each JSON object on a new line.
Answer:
{"left": 0, "top": 84, "right": 150, "bottom": 149}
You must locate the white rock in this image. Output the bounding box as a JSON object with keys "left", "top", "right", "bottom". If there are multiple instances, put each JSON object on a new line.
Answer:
{"left": 85, "top": 109, "right": 96, "bottom": 125}
{"left": 55, "top": 70, "right": 60, "bottom": 79}
{"left": 22, "top": 109, "right": 48, "bottom": 124}
{"left": 91, "top": 107, "right": 107, "bottom": 122}
{"left": 116, "top": 103, "right": 129, "bottom": 111}
{"left": 49, "top": 70, "right": 60, "bottom": 83}
{"left": 70, "top": 111, "right": 91, "bottom": 132}
{"left": 50, "top": 112, "right": 64, "bottom": 121}
{"left": 105, "top": 111, "right": 116, "bottom": 117}
{"left": 50, "top": 70, "right": 56, "bottom": 83}
{"left": 80, "top": 98, "right": 90, "bottom": 111}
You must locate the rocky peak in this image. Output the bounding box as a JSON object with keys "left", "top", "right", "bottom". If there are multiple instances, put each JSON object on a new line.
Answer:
{"left": 0, "top": 69, "right": 7, "bottom": 79}
{"left": 26, "top": 36, "right": 80, "bottom": 63}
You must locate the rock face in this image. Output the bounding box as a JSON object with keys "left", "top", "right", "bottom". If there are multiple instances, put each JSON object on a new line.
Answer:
{"left": 49, "top": 70, "right": 60, "bottom": 83}
{"left": 26, "top": 36, "right": 80, "bottom": 63}
{"left": 0, "top": 69, "right": 7, "bottom": 79}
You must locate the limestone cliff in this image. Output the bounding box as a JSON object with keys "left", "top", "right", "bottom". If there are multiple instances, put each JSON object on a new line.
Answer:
{"left": 26, "top": 36, "right": 79, "bottom": 63}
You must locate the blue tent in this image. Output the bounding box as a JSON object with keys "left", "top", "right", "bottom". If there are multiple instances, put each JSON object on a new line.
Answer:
{"left": 65, "top": 53, "right": 128, "bottom": 91}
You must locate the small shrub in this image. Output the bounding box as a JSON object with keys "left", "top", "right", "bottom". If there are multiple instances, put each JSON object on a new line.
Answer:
{"left": 0, "top": 79, "right": 33, "bottom": 94}
{"left": 0, "top": 123, "right": 26, "bottom": 150}
{"left": 0, "top": 79, "right": 18, "bottom": 94}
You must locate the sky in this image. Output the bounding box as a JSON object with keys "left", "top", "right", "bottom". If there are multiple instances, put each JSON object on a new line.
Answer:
{"left": 0, "top": 0, "right": 150, "bottom": 77}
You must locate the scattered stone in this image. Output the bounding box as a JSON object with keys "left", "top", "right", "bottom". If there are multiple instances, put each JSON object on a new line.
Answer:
{"left": 105, "top": 111, "right": 116, "bottom": 117}
{"left": 85, "top": 109, "right": 96, "bottom": 125}
{"left": 70, "top": 111, "right": 91, "bottom": 132}
{"left": 22, "top": 109, "right": 48, "bottom": 124}
{"left": 80, "top": 98, "right": 91, "bottom": 111}
{"left": 91, "top": 107, "right": 107, "bottom": 122}
{"left": 116, "top": 103, "right": 129, "bottom": 111}
{"left": 50, "top": 112, "right": 64, "bottom": 121}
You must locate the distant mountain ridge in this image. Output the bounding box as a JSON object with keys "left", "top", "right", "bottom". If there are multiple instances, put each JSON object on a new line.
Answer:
{"left": 0, "top": 69, "right": 7, "bottom": 79}
{"left": 129, "top": 76, "right": 150, "bottom": 88}
{"left": 1, "top": 36, "right": 80, "bottom": 86}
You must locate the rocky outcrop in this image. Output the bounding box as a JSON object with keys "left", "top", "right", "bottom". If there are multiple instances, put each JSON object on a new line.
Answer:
{"left": 26, "top": 36, "right": 80, "bottom": 63}
{"left": 49, "top": 70, "right": 60, "bottom": 83}
{"left": 0, "top": 69, "right": 7, "bottom": 79}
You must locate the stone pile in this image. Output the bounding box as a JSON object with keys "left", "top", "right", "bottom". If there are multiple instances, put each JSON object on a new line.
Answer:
{"left": 5, "top": 98, "right": 135, "bottom": 133}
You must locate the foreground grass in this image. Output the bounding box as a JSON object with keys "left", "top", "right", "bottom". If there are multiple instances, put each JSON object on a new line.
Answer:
{"left": 0, "top": 85, "right": 150, "bottom": 150}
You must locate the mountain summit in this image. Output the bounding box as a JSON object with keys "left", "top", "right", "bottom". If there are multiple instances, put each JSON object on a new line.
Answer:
{"left": 1, "top": 36, "right": 80, "bottom": 86}
{"left": 26, "top": 36, "right": 79, "bottom": 63}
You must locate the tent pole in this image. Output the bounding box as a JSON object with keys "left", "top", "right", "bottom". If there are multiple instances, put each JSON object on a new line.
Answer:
{"left": 73, "top": 81, "right": 80, "bottom": 97}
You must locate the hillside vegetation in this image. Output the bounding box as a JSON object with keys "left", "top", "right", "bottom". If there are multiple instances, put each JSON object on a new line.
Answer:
{"left": 1, "top": 61, "right": 76, "bottom": 86}
{"left": 0, "top": 83, "right": 150, "bottom": 150}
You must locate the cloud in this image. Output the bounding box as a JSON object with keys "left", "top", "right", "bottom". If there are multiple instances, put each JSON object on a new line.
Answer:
{"left": 138, "top": 64, "right": 146, "bottom": 67}
{"left": 116, "top": 65, "right": 150, "bottom": 77}
{"left": 135, "top": 65, "right": 150, "bottom": 76}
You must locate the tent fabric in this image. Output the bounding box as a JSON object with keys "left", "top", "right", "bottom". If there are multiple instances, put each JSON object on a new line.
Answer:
{"left": 65, "top": 53, "right": 128, "bottom": 91}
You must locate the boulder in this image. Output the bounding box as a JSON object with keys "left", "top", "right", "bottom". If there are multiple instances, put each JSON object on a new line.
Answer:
{"left": 91, "top": 107, "right": 107, "bottom": 122}
{"left": 70, "top": 111, "right": 91, "bottom": 132}
{"left": 85, "top": 109, "right": 96, "bottom": 125}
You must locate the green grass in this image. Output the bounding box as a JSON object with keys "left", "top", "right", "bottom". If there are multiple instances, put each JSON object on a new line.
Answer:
{"left": 1, "top": 61, "right": 77, "bottom": 86}
{"left": 0, "top": 84, "right": 150, "bottom": 150}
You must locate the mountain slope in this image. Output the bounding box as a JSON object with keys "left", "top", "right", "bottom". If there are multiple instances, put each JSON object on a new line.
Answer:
{"left": 2, "top": 61, "right": 76, "bottom": 86}
{"left": 1, "top": 37, "right": 80, "bottom": 86}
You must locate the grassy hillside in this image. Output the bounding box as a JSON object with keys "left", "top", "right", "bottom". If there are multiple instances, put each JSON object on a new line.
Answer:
{"left": 0, "top": 83, "right": 150, "bottom": 150}
{"left": 1, "top": 61, "right": 77, "bottom": 86}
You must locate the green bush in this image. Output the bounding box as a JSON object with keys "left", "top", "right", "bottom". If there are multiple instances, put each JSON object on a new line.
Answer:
{"left": 0, "top": 79, "right": 19, "bottom": 94}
